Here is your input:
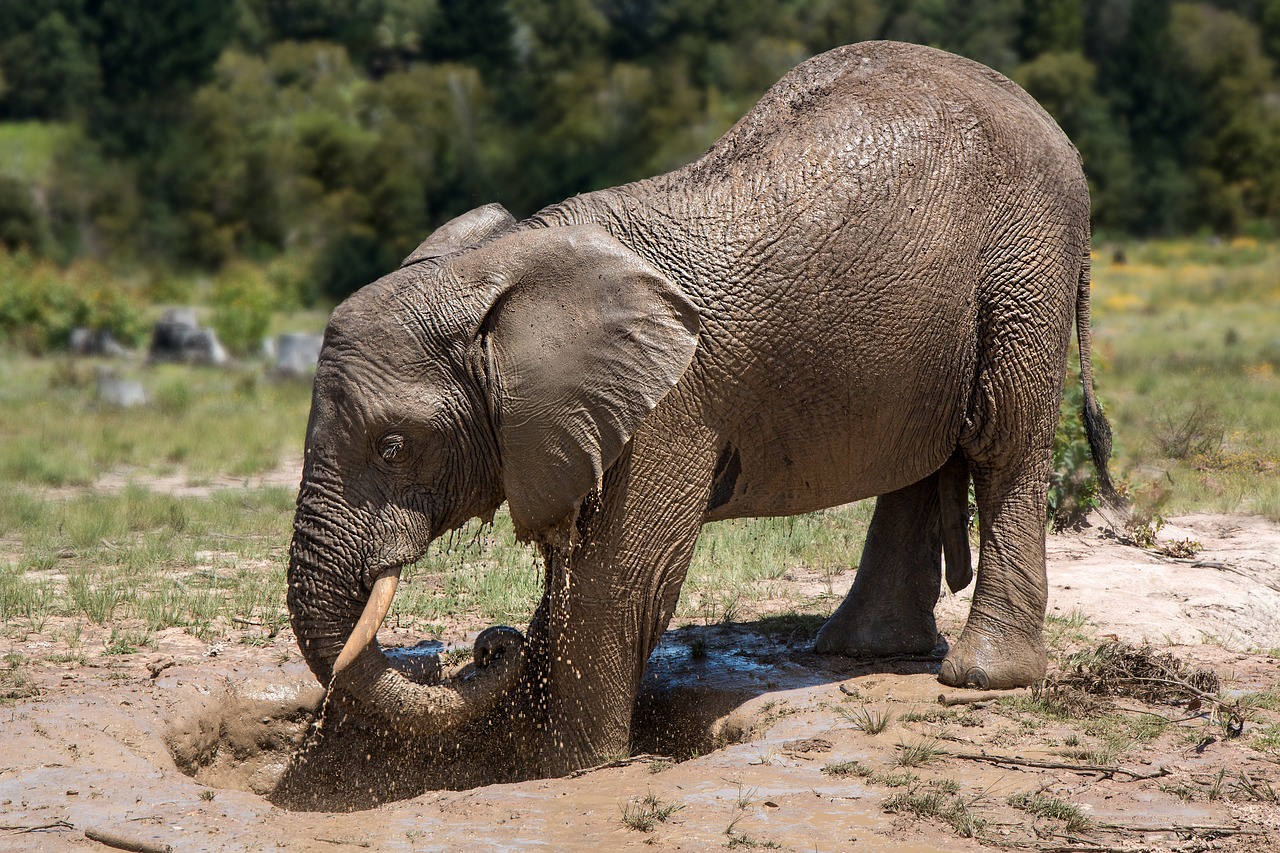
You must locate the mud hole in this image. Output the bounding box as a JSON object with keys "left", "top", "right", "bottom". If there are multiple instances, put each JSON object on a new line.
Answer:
{"left": 2, "top": 512, "right": 1280, "bottom": 852}
{"left": 162, "top": 637, "right": 772, "bottom": 813}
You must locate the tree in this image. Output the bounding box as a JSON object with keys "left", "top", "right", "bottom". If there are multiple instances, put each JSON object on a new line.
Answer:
{"left": 1019, "top": 0, "right": 1084, "bottom": 57}
{"left": 0, "top": 175, "right": 46, "bottom": 251}
{"left": 0, "top": 10, "right": 100, "bottom": 120}
{"left": 87, "top": 0, "right": 238, "bottom": 153}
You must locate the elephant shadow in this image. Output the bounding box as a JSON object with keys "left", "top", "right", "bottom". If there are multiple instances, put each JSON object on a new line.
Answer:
{"left": 268, "top": 618, "right": 945, "bottom": 812}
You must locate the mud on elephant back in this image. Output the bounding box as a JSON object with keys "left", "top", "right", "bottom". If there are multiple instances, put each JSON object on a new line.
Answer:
{"left": 282, "top": 40, "right": 1117, "bottom": 797}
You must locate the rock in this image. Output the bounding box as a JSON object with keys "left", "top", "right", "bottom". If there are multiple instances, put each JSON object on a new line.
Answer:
{"left": 148, "top": 308, "right": 228, "bottom": 366}
{"left": 272, "top": 333, "right": 323, "bottom": 378}
{"left": 96, "top": 371, "right": 148, "bottom": 408}
{"left": 69, "top": 327, "right": 130, "bottom": 357}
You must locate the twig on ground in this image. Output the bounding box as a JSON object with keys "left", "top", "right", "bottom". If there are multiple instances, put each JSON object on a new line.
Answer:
{"left": 84, "top": 826, "right": 173, "bottom": 853}
{"left": 948, "top": 751, "right": 1169, "bottom": 780}
{"left": 938, "top": 690, "right": 1024, "bottom": 706}
{"left": 314, "top": 838, "right": 372, "bottom": 848}
{"left": 567, "top": 753, "right": 673, "bottom": 778}
{"left": 1096, "top": 822, "right": 1264, "bottom": 837}
{"left": 1, "top": 820, "right": 74, "bottom": 833}
{"left": 1017, "top": 847, "right": 1130, "bottom": 852}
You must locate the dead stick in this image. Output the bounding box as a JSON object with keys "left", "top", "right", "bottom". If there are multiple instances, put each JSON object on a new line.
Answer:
{"left": 1, "top": 820, "right": 74, "bottom": 833}
{"left": 567, "top": 753, "right": 673, "bottom": 778}
{"left": 314, "top": 838, "right": 371, "bottom": 848}
{"left": 84, "top": 827, "right": 173, "bottom": 853}
{"left": 1021, "top": 847, "right": 1130, "bottom": 853}
{"left": 1026, "top": 847, "right": 1130, "bottom": 853}
{"left": 1096, "top": 822, "right": 1263, "bottom": 836}
{"left": 938, "top": 690, "right": 1021, "bottom": 706}
{"left": 948, "top": 751, "right": 1168, "bottom": 780}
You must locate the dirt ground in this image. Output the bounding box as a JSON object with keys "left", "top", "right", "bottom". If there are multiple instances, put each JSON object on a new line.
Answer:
{"left": 2, "top": 511, "right": 1279, "bottom": 852}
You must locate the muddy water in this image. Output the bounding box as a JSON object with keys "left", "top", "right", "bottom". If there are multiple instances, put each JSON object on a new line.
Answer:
{"left": 0, "top": 632, "right": 965, "bottom": 851}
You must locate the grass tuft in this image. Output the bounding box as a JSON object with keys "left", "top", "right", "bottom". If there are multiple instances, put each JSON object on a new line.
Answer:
{"left": 1007, "top": 792, "right": 1090, "bottom": 832}
{"left": 894, "top": 737, "right": 946, "bottom": 768}
{"left": 619, "top": 791, "right": 684, "bottom": 832}
{"left": 836, "top": 703, "right": 893, "bottom": 734}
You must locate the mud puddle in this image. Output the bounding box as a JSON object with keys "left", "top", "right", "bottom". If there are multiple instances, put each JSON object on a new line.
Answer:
{"left": 162, "top": 631, "right": 830, "bottom": 812}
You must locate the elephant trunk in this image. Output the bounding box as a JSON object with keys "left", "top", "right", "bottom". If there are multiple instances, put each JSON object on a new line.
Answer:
{"left": 287, "top": 505, "right": 524, "bottom": 735}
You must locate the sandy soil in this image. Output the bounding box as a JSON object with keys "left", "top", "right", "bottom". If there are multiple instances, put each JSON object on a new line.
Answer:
{"left": 2, "top": 512, "right": 1279, "bottom": 852}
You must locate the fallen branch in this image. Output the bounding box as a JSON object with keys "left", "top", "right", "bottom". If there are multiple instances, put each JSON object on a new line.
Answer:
{"left": 938, "top": 690, "right": 1022, "bottom": 706}
{"left": 84, "top": 827, "right": 173, "bottom": 853}
{"left": 567, "top": 753, "right": 673, "bottom": 778}
{"left": 1097, "top": 822, "right": 1264, "bottom": 837}
{"left": 1, "top": 820, "right": 74, "bottom": 833}
{"left": 314, "top": 838, "right": 371, "bottom": 848}
{"left": 1010, "top": 847, "right": 1130, "bottom": 853}
{"left": 948, "top": 751, "right": 1169, "bottom": 780}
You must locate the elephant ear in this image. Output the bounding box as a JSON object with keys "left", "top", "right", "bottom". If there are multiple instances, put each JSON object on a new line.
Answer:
{"left": 473, "top": 225, "right": 700, "bottom": 543}
{"left": 401, "top": 203, "right": 516, "bottom": 267}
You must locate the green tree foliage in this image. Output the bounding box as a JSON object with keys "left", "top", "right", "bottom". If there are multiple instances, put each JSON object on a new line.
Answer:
{"left": 5, "top": 0, "right": 1280, "bottom": 299}
{"left": 0, "top": 176, "right": 46, "bottom": 253}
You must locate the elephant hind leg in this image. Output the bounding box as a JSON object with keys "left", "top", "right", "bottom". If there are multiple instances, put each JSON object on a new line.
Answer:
{"left": 939, "top": 459, "right": 1051, "bottom": 689}
{"left": 940, "top": 266, "right": 1076, "bottom": 689}
{"left": 814, "top": 468, "right": 945, "bottom": 658}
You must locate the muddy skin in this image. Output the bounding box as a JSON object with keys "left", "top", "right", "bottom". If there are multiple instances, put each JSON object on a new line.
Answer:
{"left": 286, "top": 39, "right": 1115, "bottom": 790}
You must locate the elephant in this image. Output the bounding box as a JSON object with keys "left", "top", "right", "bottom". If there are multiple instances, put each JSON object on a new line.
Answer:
{"left": 286, "top": 40, "right": 1115, "bottom": 784}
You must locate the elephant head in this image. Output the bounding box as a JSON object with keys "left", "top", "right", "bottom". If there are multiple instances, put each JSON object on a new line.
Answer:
{"left": 287, "top": 204, "right": 700, "bottom": 759}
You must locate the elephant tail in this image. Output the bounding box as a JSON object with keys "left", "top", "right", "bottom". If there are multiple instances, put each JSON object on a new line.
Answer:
{"left": 1075, "top": 236, "right": 1121, "bottom": 507}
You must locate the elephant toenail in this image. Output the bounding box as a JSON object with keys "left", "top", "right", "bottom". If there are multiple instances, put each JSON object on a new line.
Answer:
{"left": 939, "top": 659, "right": 960, "bottom": 686}
{"left": 964, "top": 667, "right": 989, "bottom": 690}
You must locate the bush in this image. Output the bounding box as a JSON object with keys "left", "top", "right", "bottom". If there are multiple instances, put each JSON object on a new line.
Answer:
{"left": 1048, "top": 381, "right": 1103, "bottom": 531}
{"left": 0, "top": 252, "right": 146, "bottom": 353}
{"left": 210, "top": 262, "right": 276, "bottom": 356}
{"left": 0, "top": 176, "right": 48, "bottom": 253}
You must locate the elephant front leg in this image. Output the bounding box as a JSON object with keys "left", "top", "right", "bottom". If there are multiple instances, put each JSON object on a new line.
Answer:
{"left": 815, "top": 471, "right": 945, "bottom": 658}
{"left": 525, "top": 439, "right": 714, "bottom": 777}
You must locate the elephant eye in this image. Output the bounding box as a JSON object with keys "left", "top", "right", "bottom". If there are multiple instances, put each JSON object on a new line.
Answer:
{"left": 378, "top": 433, "right": 406, "bottom": 463}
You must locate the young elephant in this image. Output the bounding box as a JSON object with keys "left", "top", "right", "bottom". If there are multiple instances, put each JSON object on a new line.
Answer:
{"left": 287, "top": 40, "right": 1113, "bottom": 782}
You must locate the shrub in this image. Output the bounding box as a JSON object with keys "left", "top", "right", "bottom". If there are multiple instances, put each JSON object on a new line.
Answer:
{"left": 1048, "top": 381, "right": 1103, "bottom": 530}
{"left": 210, "top": 262, "right": 276, "bottom": 356}
{"left": 0, "top": 252, "right": 146, "bottom": 353}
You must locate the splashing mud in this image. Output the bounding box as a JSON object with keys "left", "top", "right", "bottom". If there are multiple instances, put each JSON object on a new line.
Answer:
{"left": 164, "top": 633, "right": 808, "bottom": 812}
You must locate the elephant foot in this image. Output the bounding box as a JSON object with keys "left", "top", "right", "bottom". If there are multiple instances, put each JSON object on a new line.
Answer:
{"left": 938, "top": 626, "right": 1046, "bottom": 689}
{"left": 814, "top": 606, "right": 939, "bottom": 658}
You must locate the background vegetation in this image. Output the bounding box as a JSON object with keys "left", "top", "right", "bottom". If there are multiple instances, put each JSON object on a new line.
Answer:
{"left": 5, "top": 0, "right": 1280, "bottom": 305}
{"left": 1, "top": 2, "right": 1279, "bottom": 648}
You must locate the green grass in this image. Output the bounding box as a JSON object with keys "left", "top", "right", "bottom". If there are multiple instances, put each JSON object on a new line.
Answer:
{"left": 894, "top": 737, "right": 947, "bottom": 768}
{"left": 0, "top": 357, "right": 313, "bottom": 487}
{"left": 822, "top": 760, "right": 919, "bottom": 788}
{"left": 1092, "top": 238, "right": 1280, "bottom": 520}
{"left": 835, "top": 703, "right": 894, "bottom": 734}
{"left": 677, "top": 503, "right": 873, "bottom": 622}
{"left": 0, "top": 122, "right": 77, "bottom": 184}
{"left": 0, "top": 487, "right": 297, "bottom": 637}
{"left": 1006, "top": 792, "right": 1090, "bottom": 832}
{"left": 619, "top": 791, "right": 684, "bottom": 832}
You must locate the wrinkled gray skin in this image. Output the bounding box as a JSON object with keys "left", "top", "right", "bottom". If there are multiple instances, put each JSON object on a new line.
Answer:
{"left": 288, "top": 42, "right": 1113, "bottom": 782}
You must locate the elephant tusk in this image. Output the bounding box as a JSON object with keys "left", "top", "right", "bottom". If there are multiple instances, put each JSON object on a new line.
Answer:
{"left": 333, "top": 569, "right": 401, "bottom": 677}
